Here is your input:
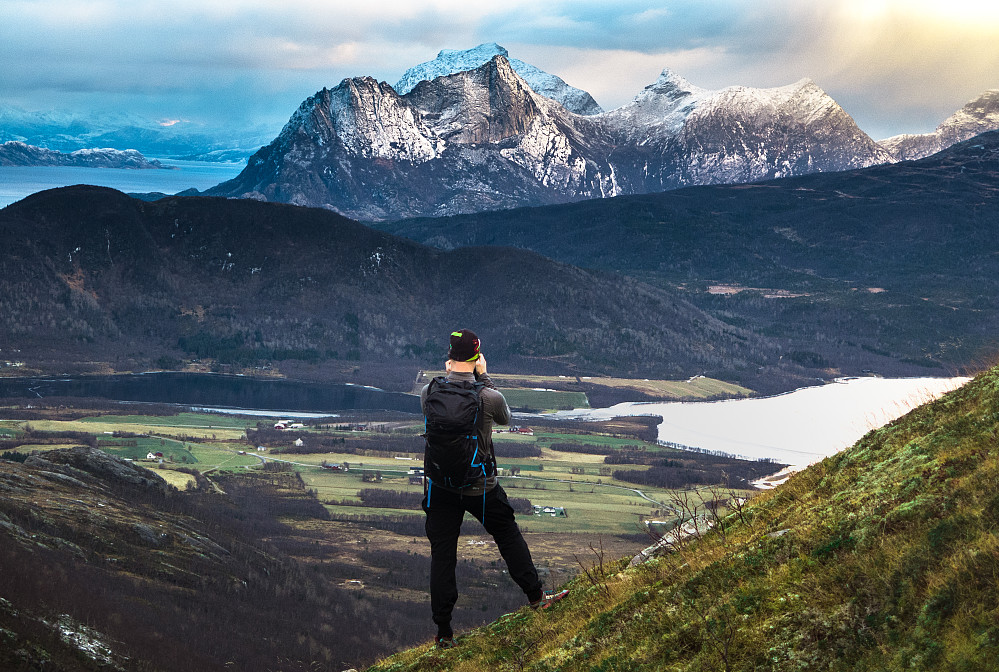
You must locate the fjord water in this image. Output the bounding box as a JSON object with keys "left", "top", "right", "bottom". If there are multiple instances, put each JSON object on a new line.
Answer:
{"left": 0, "top": 159, "right": 244, "bottom": 208}
{"left": 553, "top": 376, "right": 970, "bottom": 468}
{"left": 0, "top": 372, "right": 421, "bottom": 415}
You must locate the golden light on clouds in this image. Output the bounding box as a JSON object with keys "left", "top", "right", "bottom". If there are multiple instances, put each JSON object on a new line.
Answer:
{"left": 842, "top": 0, "right": 999, "bottom": 24}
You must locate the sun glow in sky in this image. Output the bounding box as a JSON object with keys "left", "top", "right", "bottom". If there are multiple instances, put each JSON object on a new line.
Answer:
{"left": 846, "top": 0, "right": 999, "bottom": 22}
{"left": 1, "top": 0, "right": 996, "bottom": 141}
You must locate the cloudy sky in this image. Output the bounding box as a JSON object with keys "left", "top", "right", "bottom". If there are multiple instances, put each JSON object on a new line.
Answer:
{"left": 3, "top": 0, "right": 998, "bottom": 141}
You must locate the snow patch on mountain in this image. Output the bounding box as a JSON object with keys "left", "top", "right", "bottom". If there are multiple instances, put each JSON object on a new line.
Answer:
{"left": 0, "top": 141, "right": 166, "bottom": 168}
{"left": 880, "top": 90, "right": 999, "bottom": 160}
{"left": 395, "top": 43, "right": 603, "bottom": 115}
{"left": 601, "top": 68, "right": 709, "bottom": 137}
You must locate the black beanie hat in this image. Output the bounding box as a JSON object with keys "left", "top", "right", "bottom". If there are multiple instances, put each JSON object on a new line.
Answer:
{"left": 448, "top": 329, "right": 480, "bottom": 362}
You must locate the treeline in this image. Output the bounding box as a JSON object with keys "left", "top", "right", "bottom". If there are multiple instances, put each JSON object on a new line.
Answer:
{"left": 0, "top": 399, "right": 180, "bottom": 420}
{"left": 269, "top": 437, "right": 347, "bottom": 455}
{"left": 249, "top": 424, "right": 423, "bottom": 456}
{"left": 613, "top": 455, "right": 784, "bottom": 490}
{"left": 0, "top": 428, "right": 97, "bottom": 451}
{"left": 525, "top": 415, "right": 662, "bottom": 443}
{"left": 177, "top": 330, "right": 330, "bottom": 366}
{"left": 497, "top": 442, "right": 543, "bottom": 458}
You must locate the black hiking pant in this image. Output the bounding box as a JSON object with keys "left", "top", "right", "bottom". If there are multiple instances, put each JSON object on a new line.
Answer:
{"left": 423, "top": 483, "right": 543, "bottom": 637}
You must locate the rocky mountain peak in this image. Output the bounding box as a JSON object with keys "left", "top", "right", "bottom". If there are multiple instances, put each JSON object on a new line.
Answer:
{"left": 645, "top": 67, "right": 703, "bottom": 99}
{"left": 939, "top": 89, "right": 999, "bottom": 136}
{"left": 404, "top": 55, "right": 545, "bottom": 145}
{"left": 880, "top": 89, "right": 999, "bottom": 161}
{"left": 210, "top": 56, "right": 924, "bottom": 220}
{"left": 395, "top": 42, "right": 603, "bottom": 115}
{"left": 279, "top": 76, "right": 441, "bottom": 164}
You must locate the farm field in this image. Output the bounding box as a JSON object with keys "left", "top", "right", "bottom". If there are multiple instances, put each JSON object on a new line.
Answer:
{"left": 0, "top": 398, "right": 778, "bottom": 588}
{"left": 414, "top": 370, "right": 753, "bottom": 404}
{"left": 0, "top": 405, "right": 767, "bottom": 533}
{"left": 0, "top": 398, "right": 775, "bottom": 652}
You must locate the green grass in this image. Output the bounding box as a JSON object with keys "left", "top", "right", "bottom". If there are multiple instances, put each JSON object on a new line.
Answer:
{"left": 78, "top": 412, "right": 259, "bottom": 430}
{"left": 98, "top": 436, "right": 197, "bottom": 464}
{"left": 418, "top": 370, "right": 752, "bottom": 403}
{"left": 186, "top": 443, "right": 260, "bottom": 471}
{"left": 366, "top": 366, "right": 999, "bottom": 672}
{"left": 501, "top": 389, "right": 589, "bottom": 411}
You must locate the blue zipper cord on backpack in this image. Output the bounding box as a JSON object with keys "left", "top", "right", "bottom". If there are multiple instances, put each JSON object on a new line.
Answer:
{"left": 467, "top": 438, "right": 488, "bottom": 519}
{"left": 424, "top": 413, "right": 431, "bottom": 507}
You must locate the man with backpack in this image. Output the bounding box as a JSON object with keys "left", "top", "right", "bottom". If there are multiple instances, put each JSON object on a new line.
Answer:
{"left": 421, "top": 329, "right": 567, "bottom": 649}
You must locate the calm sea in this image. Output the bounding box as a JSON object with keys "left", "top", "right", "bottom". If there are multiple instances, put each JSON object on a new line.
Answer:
{"left": 0, "top": 158, "right": 245, "bottom": 208}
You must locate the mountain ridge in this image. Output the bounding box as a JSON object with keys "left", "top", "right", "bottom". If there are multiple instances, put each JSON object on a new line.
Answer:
{"left": 208, "top": 51, "right": 896, "bottom": 219}
{"left": 0, "top": 185, "right": 799, "bottom": 390}
{"left": 880, "top": 89, "right": 999, "bottom": 160}
{"left": 374, "top": 130, "right": 999, "bottom": 373}
{"left": 394, "top": 42, "right": 603, "bottom": 116}
{"left": 0, "top": 141, "right": 166, "bottom": 169}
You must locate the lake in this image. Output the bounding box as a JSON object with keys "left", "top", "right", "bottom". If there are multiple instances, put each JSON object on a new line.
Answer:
{"left": 0, "top": 158, "right": 245, "bottom": 208}
{"left": 548, "top": 376, "right": 970, "bottom": 468}
{"left": 0, "top": 372, "right": 421, "bottom": 415}
{"left": 0, "top": 372, "right": 970, "bottom": 466}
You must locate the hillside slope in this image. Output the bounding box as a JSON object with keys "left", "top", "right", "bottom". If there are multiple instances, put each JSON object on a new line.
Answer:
{"left": 0, "top": 186, "right": 790, "bottom": 389}
{"left": 0, "top": 448, "right": 427, "bottom": 671}
{"left": 368, "top": 365, "right": 999, "bottom": 671}
{"left": 377, "top": 131, "right": 999, "bottom": 373}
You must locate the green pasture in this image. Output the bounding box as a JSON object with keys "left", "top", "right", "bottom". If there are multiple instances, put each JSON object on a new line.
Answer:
{"left": 500, "top": 388, "right": 589, "bottom": 411}
{"left": 187, "top": 443, "right": 261, "bottom": 471}
{"left": 302, "top": 467, "right": 424, "bottom": 506}
{"left": 98, "top": 436, "right": 197, "bottom": 464}
{"left": 497, "top": 430, "right": 654, "bottom": 449}
{"left": 78, "top": 412, "right": 259, "bottom": 430}
{"left": 0, "top": 403, "right": 748, "bottom": 536}
{"left": 419, "top": 370, "right": 752, "bottom": 401}
{"left": 22, "top": 418, "right": 247, "bottom": 441}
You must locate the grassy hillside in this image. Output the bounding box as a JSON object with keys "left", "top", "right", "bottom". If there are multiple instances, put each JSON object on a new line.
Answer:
{"left": 367, "top": 364, "right": 999, "bottom": 671}
{"left": 377, "top": 132, "right": 999, "bottom": 376}
{"left": 0, "top": 186, "right": 803, "bottom": 391}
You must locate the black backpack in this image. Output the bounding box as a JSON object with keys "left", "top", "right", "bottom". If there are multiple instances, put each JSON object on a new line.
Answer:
{"left": 423, "top": 376, "right": 494, "bottom": 489}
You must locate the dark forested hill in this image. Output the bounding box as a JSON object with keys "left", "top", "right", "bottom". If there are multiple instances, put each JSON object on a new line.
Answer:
{"left": 376, "top": 132, "right": 999, "bottom": 373}
{"left": 0, "top": 186, "right": 803, "bottom": 391}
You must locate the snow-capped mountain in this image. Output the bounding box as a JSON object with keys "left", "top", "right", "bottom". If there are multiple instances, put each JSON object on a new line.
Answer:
{"left": 211, "top": 56, "right": 614, "bottom": 219}
{"left": 601, "top": 70, "right": 893, "bottom": 189}
{"left": 0, "top": 106, "right": 269, "bottom": 161}
{"left": 880, "top": 90, "right": 999, "bottom": 161}
{"left": 208, "top": 50, "right": 900, "bottom": 220}
{"left": 0, "top": 141, "right": 166, "bottom": 169}
{"left": 395, "top": 43, "right": 603, "bottom": 115}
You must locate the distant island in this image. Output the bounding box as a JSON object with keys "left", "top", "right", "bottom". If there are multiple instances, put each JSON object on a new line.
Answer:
{"left": 0, "top": 140, "right": 168, "bottom": 169}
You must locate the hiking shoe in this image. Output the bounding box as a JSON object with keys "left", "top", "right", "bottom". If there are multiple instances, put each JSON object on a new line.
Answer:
{"left": 435, "top": 635, "right": 456, "bottom": 650}
{"left": 529, "top": 589, "right": 569, "bottom": 610}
